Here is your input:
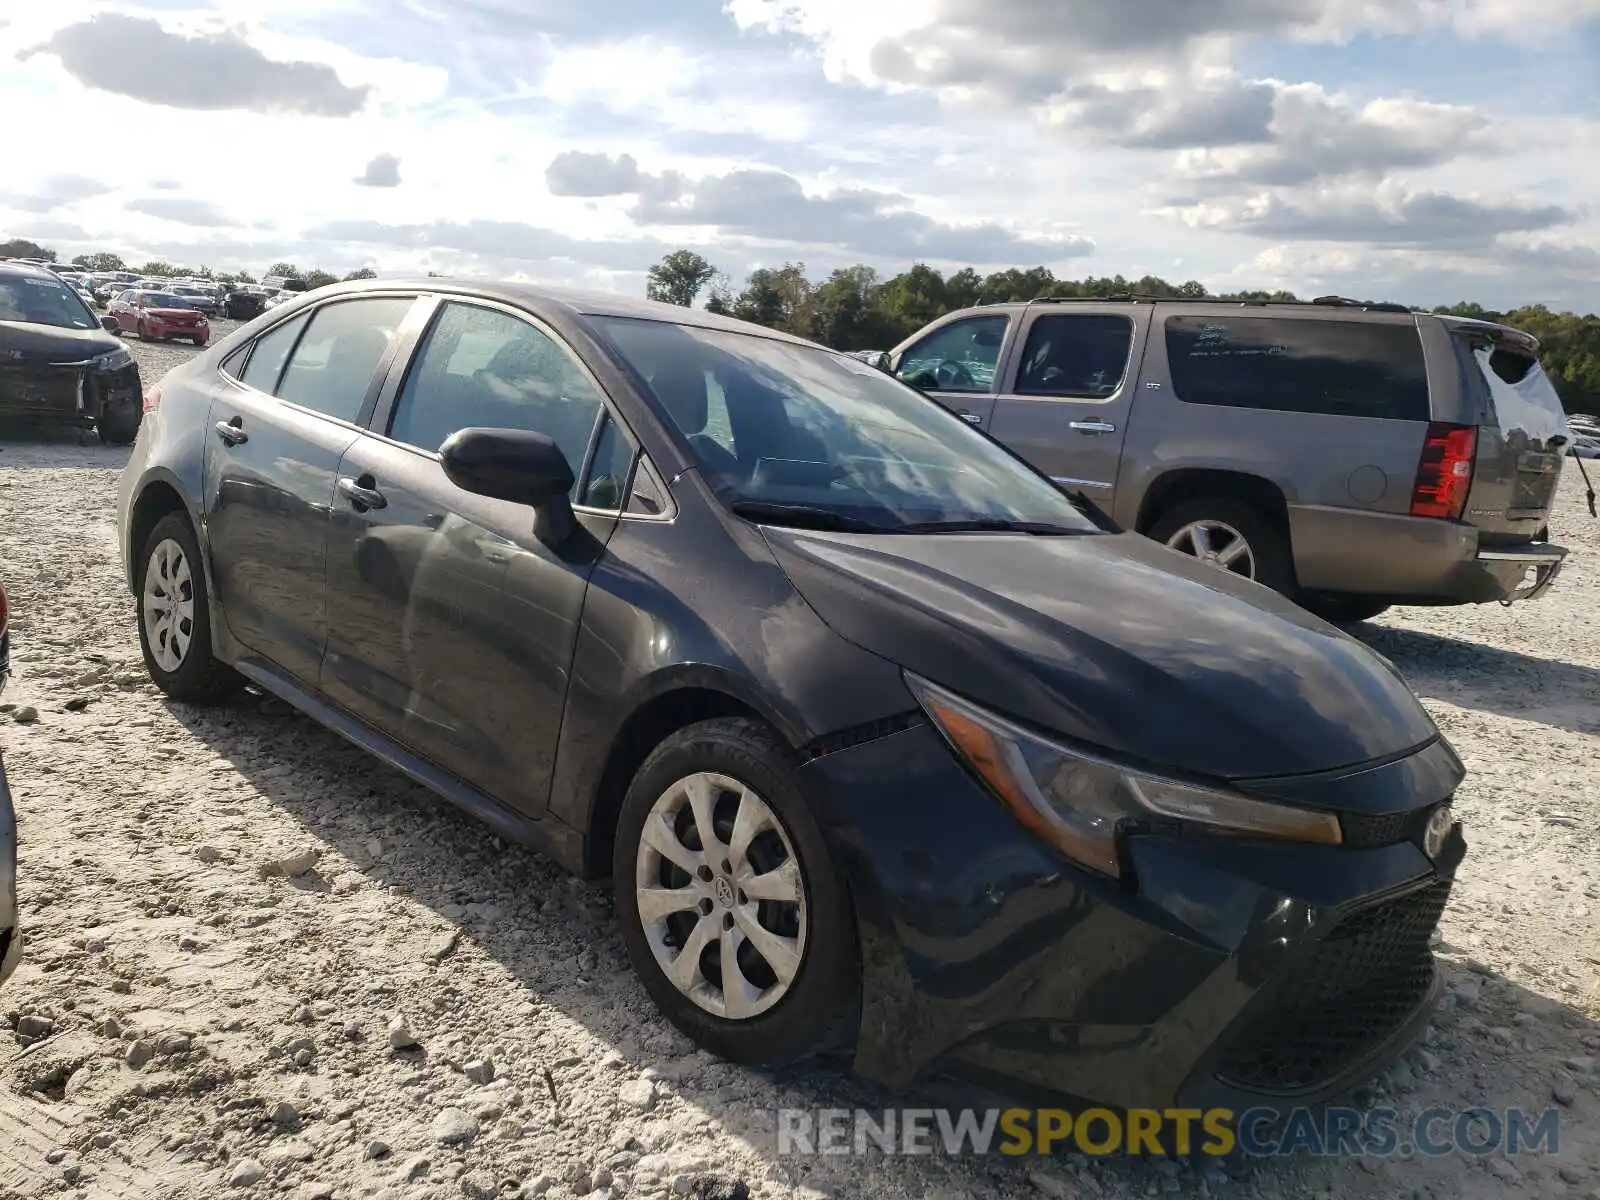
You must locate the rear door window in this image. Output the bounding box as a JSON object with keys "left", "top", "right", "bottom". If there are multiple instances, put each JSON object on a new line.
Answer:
{"left": 238, "top": 312, "right": 310, "bottom": 393}
{"left": 275, "top": 297, "right": 415, "bottom": 422}
{"left": 1013, "top": 315, "right": 1134, "bottom": 397}
{"left": 1165, "top": 316, "right": 1430, "bottom": 420}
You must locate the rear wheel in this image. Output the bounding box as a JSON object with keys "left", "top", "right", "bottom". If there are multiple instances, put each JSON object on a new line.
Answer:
{"left": 136, "top": 320, "right": 149, "bottom": 341}
{"left": 135, "top": 512, "right": 242, "bottom": 704}
{"left": 613, "top": 718, "right": 859, "bottom": 1066}
{"left": 1302, "top": 596, "right": 1392, "bottom": 625}
{"left": 1149, "top": 497, "right": 1295, "bottom": 595}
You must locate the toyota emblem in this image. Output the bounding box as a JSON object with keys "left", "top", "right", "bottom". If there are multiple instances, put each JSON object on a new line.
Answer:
{"left": 1423, "top": 806, "right": 1453, "bottom": 859}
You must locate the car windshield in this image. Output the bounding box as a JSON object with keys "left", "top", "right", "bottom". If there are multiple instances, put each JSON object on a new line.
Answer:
{"left": 596, "top": 317, "right": 1102, "bottom": 534}
{"left": 0, "top": 276, "right": 98, "bottom": 330}
{"left": 141, "top": 293, "right": 191, "bottom": 308}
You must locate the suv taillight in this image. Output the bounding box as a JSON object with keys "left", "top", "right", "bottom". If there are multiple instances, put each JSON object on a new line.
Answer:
{"left": 142, "top": 386, "right": 162, "bottom": 414}
{"left": 1410, "top": 422, "right": 1477, "bottom": 520}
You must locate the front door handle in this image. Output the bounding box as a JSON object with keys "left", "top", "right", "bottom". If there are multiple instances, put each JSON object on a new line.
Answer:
{"left": 337, "top": 476, "right": 387, "bottom": 511}
{"left": 213, "top": 418, "right": 247, "bottom": 446}
{"left": 957, "top": 410, "right": 983, "bottom": 424}
{"left": 1069, "top": 420, "right": 1117, "bottom": 434}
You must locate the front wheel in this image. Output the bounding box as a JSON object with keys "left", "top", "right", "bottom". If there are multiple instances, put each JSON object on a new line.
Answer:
{"left": 613, "top": 718, "right": 859, "bottom": 1066}
{"left": 97, "top": 397, "right": 140, "bottom": 445}
{"left": 135, "top": 512, "right": 242, "bottom": 704}
{"left": 1149, "top": 497, "right": 1296, "bottom": 595}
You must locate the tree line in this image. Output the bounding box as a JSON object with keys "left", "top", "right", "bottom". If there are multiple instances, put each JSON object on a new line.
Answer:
{"left": 647, "top": 250, "right": 1600, "bottom": 414}
{"left": 7, "top": 235, "right": 1594, "bottom": 413}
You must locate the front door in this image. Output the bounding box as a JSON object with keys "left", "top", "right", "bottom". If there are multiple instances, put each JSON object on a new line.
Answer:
{"left": 202, "top": 295, "right": 418, "bottom": 682}
{"left": 985, "top": 310, "right": 1148, "bottom": 503}
{"left": 891, "top": 312, "right": 1012, "bottom": 429}
{"left": 321, "top": 299, "right": 628, "bottom": 816}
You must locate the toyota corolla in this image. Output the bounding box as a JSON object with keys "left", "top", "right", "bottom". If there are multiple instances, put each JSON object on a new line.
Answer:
{"left": 115, "top": 280, "right": 1466, "bottom": 1111}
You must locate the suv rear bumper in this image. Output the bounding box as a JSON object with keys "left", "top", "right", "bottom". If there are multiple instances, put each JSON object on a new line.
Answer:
{"left": 1288, "top": 504, "right": 1568, "bottom": 605}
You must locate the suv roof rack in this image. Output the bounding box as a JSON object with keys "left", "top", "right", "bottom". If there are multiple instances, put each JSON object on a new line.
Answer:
{"left": 1016, "top": 294, "right": 1417, "bottom": 313}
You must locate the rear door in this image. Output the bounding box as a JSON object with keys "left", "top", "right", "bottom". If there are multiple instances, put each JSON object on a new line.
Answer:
{"left": 1436, "top": 322, "right": 1567, "bottom": 539}
{"left": 202, "top": 294, "right": 420, "bottom": 683}
{"left": 889, "top": 311, "right": 1014, "bottom": 428}
{"left": 984, "top": 307, "right": 1148, "bottom": 500}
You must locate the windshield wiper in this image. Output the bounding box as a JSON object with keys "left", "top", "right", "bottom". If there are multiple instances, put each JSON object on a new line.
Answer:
{"left": 729, "top": 500, "right": 886, "bottom": 533}
{"left": 892, "top": 518, "right": 1092, "bottom": 535}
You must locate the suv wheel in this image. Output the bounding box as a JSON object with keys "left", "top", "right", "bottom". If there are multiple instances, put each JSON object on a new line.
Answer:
{"left": 1150, "top": 498, "right": 1295, "bottom": 594}
{"left": 613, "top": 718, "right": 859, "bottom": 1066}
{"left": 135, "top": 513, "right": 242, "bottom": 703}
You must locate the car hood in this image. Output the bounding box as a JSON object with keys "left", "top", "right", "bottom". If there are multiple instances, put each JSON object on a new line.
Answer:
{"left": 0, "top": 320, "right": 121, "bottom": 365}
{"left": 762, "top": 528, "right": 1438, "bottom": 782}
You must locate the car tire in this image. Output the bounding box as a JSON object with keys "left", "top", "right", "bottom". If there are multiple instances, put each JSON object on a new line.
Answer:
{"left": 135, "top": 512, "right": 243, "bottom": 704}
{"left": 97, "top": 398, "right": 141, "bottom": 446}
{"left": 136, "top": 320, "right": 149, "bottom": 341}
{"left": 1149, "top": 497, "right": 1296, "bottom": 595}
{"left": 192, "top": 337, "right": 208, "bottom": 347}
{"left": 1302, "top": 596, "right": 1392, "bottom": 625}
{"left": 613, "top": 717, "right": 859, "bottom": 1067}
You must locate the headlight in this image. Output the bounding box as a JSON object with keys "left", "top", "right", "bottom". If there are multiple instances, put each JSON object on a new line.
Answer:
{"left": 93, "top": 347, "right": 134, "bottom": 372}
{"left": 905, "top": 673, "right": 1341, "bottom": 877}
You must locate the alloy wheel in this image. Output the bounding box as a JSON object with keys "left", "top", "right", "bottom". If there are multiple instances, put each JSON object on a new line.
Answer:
{"left": 143, "top": 538, "right": 195, "bottom": 672}
{"left": 1164, "top": 519, "right": 1257, "bottom": 580}
{"left": 633, "top": 771, "right": 807, "bottom": 1020}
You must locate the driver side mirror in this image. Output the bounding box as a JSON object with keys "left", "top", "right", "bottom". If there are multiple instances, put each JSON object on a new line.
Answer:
{"left": 100, "top": 315, "right": 119, "bottom": 333}
{"left": 439, "top": 427, "right": 578, "bottom": 545}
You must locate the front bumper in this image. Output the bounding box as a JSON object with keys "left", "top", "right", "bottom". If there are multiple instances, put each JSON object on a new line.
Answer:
{"left": 801, "top": 721, "right": 1463, "bottom": 1111}
{"left": 0, "top": 360, "right": 141, "bottom": 426}
{"left": 147, "top": 320, "right": 208, "bottom": 340}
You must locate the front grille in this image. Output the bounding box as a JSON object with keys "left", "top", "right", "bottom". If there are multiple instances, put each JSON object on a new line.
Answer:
{"left": 1341, "top": 804, "right": 1439, "bottom": 848}
{"left": 1215, "top": 879, "right": 1450, "bottom": 1094}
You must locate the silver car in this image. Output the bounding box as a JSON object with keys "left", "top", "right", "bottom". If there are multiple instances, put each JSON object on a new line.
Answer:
{"left": 890, "top": 297, "right": 1573, "bottom": 622}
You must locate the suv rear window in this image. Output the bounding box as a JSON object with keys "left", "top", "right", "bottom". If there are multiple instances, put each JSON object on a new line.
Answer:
{"left": 1165, "top": 316, "right": 1430, "bottom": 421}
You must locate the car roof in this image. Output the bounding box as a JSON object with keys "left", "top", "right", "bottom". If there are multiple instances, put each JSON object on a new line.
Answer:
{"left": 0, "top": 261, "right": 69, "bottom": 282}
{"left": 300, "top": 277, "right": 822, "bottom": 348}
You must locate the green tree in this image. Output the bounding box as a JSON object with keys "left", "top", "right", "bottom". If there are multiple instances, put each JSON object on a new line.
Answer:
{"left": 344, "top": 266, "right": 378, "bottom": 281}
{"left": 138, "top": 260, "right": 180, "bottom": 277}
{"left": 730, "top": 263, "right": 812, "bottom": 333}
{"left": 0, "top": 238, "right": 55, "bottom": 261}
{"left": 267, "top": 262, "right": 302, "bottom": 280}
{"left": 72, "top": 252, "right": 127, "bottom": 272}
{"left": 647, "top": 250, "right": 718, "bottom": 307}
{"left": 302, "top": 269, "right": 339, "bottom": 289}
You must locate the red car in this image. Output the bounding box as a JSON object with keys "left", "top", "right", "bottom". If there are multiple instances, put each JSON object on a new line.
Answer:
{"left": 108, "top": 289, "right": 210, "bottom": 346}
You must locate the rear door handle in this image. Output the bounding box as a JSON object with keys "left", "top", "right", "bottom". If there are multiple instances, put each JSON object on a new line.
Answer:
{"left": 1069, "top": 420, "right": 1117, "bottom": 434}
{"left": 957, "top": 410, "right": 983, "bottom": 424}
{"left": 337, "top": 476, "right": 387, "bottom": 510}
{"left": 213, "top": 418, "right": 247, "bottom": 446}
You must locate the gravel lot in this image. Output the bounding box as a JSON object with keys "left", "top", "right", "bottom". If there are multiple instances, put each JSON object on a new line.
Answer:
{"left": 1, "top": 327, "right": 1596, "bottom": 1200}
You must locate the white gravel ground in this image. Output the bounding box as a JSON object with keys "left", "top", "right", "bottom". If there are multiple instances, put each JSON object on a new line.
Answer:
{"left": 0, "top": 328, "right": 1596, "bottom": 1200}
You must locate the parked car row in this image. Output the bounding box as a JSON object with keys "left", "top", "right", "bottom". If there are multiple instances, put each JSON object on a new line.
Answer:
{"left": 110, "top": 278, "right": 1472, "bottom": 1112}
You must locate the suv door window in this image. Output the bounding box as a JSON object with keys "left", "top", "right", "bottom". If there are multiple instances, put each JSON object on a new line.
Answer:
{"left": 238, "top": 311, "right": 311, "bottom": 394}
{"left": 1014, "top": 315, "right": 1134, "bottom": 398}
{"left": 1165, "top": 316, "right": 1429, "bottom": 420}
{"left": 387, "top": 301, "right": 606, "bottom": 483}
{"left": 275, "top": 297, "right": 414, "bottom": 422}
{"left": 894, "top": 315, "right": 1007, "bottom": 393}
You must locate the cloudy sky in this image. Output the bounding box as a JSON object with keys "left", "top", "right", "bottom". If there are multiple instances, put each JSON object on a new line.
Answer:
{"left": 3, "top": 0, "right": 1598, "bottom": 310}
